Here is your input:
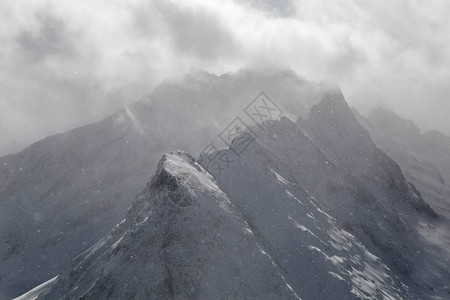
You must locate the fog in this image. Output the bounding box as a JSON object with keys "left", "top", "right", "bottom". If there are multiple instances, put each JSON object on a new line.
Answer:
{"left": 1, "top": 0, "right": 449, "bottom": 156}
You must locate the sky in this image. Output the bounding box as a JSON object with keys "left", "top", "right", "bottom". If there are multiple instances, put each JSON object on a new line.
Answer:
{"left": 0, "top": 0, "right": 449, "bottom": 156}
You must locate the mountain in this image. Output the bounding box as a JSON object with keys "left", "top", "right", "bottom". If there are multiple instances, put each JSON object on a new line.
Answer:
{"left": 26, "top": 127, "right": 448, "bottom": 298}
{"left": 299, "top": 90, "right": 436, "bottom": 217}
{"left": 1, "top": 68, "right": 331, "bottom": 298}
{"left": 200, "top": 129, "right": 414, "bottom": 299}
{"left": 354, "top": 107, "right": 450, "bottom": 223}
{"left": 0, "top": 113, "right": 155, "bottom": 298}
{"left": 23, "top": 150, "right": 414, "bottom": 299}
{"left": 3, "top": 68, "right": 450, "bottom": 299}
{"left": 33, "top": 151, "right": 300, "bottom": 299}
{"left": 355, "top": 108, "right": 450, "bottom": 295}
{"left": 358, "top": 108, "right": 450, "bottom": 186}
{"left": 200, "top": 118, "right": 447, "bottom": 298}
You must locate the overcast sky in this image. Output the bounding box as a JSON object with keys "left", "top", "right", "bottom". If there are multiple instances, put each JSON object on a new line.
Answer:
{"left": 1, "top": 0, "right": 449, "bottom": 155}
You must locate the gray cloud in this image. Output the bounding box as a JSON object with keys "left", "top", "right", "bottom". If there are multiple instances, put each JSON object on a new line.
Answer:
{"left": 0, "top": 0, "right": 449, "bottom": 156}
{"left": 153, "top": 1, "right": 240, "bottom": 61}
{"left": 240, "top": 0, "right": 297, "bottom": 17}
{"left": 17, "top": 12, "right": 76, "bottom": 63}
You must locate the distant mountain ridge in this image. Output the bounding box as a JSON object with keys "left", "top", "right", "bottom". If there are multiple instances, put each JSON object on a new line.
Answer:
{"left": 355, "top": 107, "right": 450, "bottom": 219}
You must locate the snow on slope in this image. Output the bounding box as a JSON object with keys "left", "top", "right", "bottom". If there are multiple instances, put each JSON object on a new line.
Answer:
{"left": 200, "top": 137, "right": 413, "bottom": 299}
{"left": 37, "top": 151, "right": 299, "bottom": 299}
{"left": 201, "top": 114, "right": 449, "bottom": 298}
{"left": 13, "top": 276, "right": 58, "bottom": 300}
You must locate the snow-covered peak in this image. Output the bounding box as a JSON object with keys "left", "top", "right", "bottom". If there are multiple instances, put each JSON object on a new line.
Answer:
{"left": 147, "top": 151, "right": 226, "bottom": 208}
{"left": 153, "top": 151, "right": 220, "bottom": 192}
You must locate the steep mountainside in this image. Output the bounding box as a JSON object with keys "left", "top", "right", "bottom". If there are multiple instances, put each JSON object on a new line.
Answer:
{"left": 37, "top": 152, "right": 300, "bottom": 299}
{"left": 201, "top": 116, "right": 448, "bottom": 298}
{"left": 200, "top": 133, "right": 416, "bottom": 299}
{"left": 355, "top": 108, "right": 450, "bottom": 220}
{"left": 20, "top": 150, "right": 418, "bottom": 299}
{"left": 300, "top": 91, "right": 436, "bottom": 217}
{"left": 355, "top": 108, "right": 450, "bottom": 296}
{"left": 360, "top": 108, "right": 450, "bottom": 185}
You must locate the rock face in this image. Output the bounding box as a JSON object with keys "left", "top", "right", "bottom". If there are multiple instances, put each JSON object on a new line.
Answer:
{"left": 39, "top": 152, "right": 299, "bottom": 300}
{"left": 200, "top": 118, "right": 447, "bottom": 299}
{"left": 301, "top": 90, "right": 436, "bottom": 218}
{"left": 200, "top": 135, "right": 414, "bottom": 299}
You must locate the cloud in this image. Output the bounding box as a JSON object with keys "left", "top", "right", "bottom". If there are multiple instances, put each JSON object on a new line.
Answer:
{"left": 0, "top": 0, "right": 449, "bottom": 155}
{"left": 152, "top": 1, "right": 240, "bottom": 61}
{"left": 17, "top": 12, "right": 77, "bottom": 63}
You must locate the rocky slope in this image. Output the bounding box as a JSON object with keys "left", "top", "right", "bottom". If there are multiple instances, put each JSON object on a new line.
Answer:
{"left": 201, "top": 117, "right": 447, "bottom": 298}
{"left": 35, "top": 152, "right": 300, "bottom": 299}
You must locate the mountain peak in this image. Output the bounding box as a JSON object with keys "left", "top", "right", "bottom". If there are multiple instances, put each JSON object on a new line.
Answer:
{"left": 155, "top": 151, "right": 200, "bottom": 180}
{"left": 35, "top": 150, "right": 300, "bottom": 299}
{"left": 150, "top": 151, "right": 224, "bottom": 208}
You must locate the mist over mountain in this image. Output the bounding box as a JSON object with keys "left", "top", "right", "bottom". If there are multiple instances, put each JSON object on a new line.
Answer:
{"left": 1, "top": 68, "right": 449, "bottom": 299}
{"left": 2, "top": 0, "right": 450, "bottom": 157}
{"left": 1, "top": 0, "right": 449, "bottom": 299}
{"left": 0, "top": 68, "right": 327, "bottom": 298}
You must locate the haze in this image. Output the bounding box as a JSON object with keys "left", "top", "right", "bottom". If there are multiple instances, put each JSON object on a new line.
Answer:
{"left": 1, "top": 0, "right": 449, "bottom": 156}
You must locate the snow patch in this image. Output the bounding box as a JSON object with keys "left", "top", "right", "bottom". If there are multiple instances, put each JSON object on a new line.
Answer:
{"left": 13, "top": 276, "right": 58, "bottom": 300}
{"left": 272, "top": 169, "right": 291, "bottom": 186}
